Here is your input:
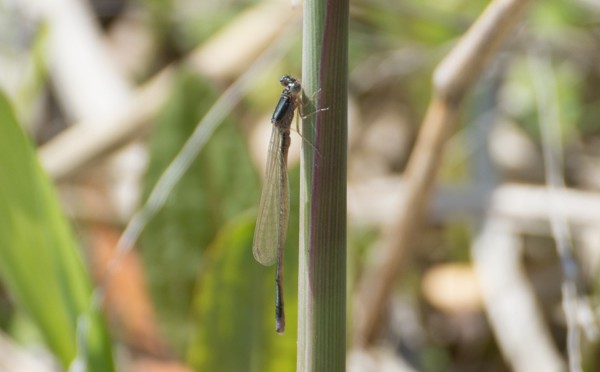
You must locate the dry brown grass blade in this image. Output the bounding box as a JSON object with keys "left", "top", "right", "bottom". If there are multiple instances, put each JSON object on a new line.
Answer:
{"left": 353, "top": 0, "right": 534, "bottom": 347}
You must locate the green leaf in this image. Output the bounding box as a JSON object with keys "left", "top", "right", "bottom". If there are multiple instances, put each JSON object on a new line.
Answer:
{"left": 187, "top": 213, "right": 269, "bottom": 371}
{"left": 187, "top": 207, "right": 298, "bottom": 372}
{"left": 0, "top": 92, "right": 114, "bottom": 371}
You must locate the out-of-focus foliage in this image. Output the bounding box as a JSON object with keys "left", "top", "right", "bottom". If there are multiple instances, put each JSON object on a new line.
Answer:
{"left": 140, "top": 0, "right": 253, "bottom": 55}
{"left": 187, "top": 168, "right": 302, "bottom": 372}
{"left": 187, "top": 213, "right": 267, "bottom": 370}
{"left": 0, "top": 92, "right": 114, "bottom": 371}
{"left": 502, "top": 56, "right": 584, "bottom": 142}
{"left": 140, "top": 68, "right": 301, "bottom": 370}
{"left": 187, "top": 210, "right": 297, "bottom": 372}
{"left": 0, "top": 5, "right": 47, "bottom": 130}
{"left": 140, "top": 69, "right": 260, "bottom": 350}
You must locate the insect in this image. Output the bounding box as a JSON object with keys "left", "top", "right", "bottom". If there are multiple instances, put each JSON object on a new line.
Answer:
{"left": 253, "top": 75, "right": 301, "bottom": 334}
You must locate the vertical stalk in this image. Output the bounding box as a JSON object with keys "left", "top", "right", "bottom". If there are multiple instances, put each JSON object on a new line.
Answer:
{"left": 298, "top": 0, "right": 348, "bottom": 371}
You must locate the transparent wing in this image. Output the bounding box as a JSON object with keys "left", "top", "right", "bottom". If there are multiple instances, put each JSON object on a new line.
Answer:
{"left": 253, "top": 126, "right": 290, "bottom": 266}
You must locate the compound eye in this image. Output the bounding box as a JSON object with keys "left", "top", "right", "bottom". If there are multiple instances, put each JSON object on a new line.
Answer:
{"left": 279, "top": 75, "right": 291, "bottom": 87}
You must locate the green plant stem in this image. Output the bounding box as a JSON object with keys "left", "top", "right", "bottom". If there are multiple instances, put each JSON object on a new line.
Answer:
{"left": 298, "top": 0, "right": 348, "bottom": 371}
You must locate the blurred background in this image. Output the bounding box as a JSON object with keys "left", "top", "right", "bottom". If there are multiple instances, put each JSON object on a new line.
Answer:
{"left": 0, "top": 0, "right": 599, "bottom": 371}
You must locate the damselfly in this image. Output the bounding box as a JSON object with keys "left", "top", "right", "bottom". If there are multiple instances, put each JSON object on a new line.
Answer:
{"left": 253, "top": 75, "right": 301, "bottom": 334}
